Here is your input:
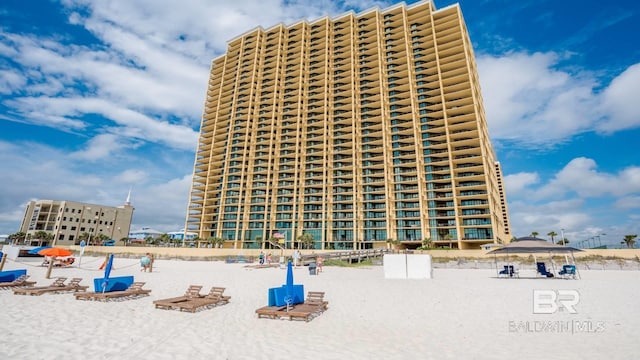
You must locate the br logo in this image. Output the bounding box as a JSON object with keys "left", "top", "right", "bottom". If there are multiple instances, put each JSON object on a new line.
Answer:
{"left": 533, "top": 289, "right": 580, "bottom": 314}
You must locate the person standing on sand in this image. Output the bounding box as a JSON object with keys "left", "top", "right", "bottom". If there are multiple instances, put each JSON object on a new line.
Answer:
{"left": 140, "top": 254, "right": 150, "bottom": 272}
{"left": 292, "top": 250, "right": 301, "bottom": 267}
{"left": 316, "top": 255, "right": 324, "bottom": 273}
{"left": 267, "top": 253, "right": 272, "bottom": 265}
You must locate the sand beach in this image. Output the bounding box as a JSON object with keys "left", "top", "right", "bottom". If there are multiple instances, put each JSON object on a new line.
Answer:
{"left": 1, "top": 255, "right": 638, "bottom": 360}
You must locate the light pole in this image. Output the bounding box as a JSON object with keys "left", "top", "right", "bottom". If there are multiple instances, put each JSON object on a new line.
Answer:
{"left": 598, "top": 233, "right": 606, "bottom": 248}
{"left": 84, "top": 207, "right": 92, "bottom": 246}
{"left": 560, "top": 228, "right": 565, "bottom": 245}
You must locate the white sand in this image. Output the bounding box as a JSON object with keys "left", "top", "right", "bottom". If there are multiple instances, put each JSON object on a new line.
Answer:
{"left": 1, "top": 256, "right": 638, "bottom": 360}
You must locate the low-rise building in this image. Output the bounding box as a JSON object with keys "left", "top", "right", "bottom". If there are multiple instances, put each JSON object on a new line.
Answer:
{"left": 18, "top": 196, "right": 134, "bottom": 246}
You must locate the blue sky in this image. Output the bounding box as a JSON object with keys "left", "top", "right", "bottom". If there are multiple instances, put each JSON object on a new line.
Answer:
{"left": 0, "top": 0, "right": 638, "bottom": 248}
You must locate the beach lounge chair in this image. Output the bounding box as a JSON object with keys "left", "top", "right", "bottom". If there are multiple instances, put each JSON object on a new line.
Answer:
{"left": 171, "top": 287, "right": 232, "bottom": 313}
{"left": 0, "top": 275, "right": 36, "bottom": 290}
{"left": 558, "top": 264, "right": 577, "bottom": 279}
{"left": 255, "top": 305, "right": 288, "bottom": 319}
{"left": 256, "top": 291, "right": 328, "bottom": 322}
{"left": 153, "top": 285, "right": 204, "bottom": 310}
{"left": 498, "top": 265, "right": 519, "bottom": 278}
{"left": 13, "top": 277, "right": 67, "bottom": 295}
{"left": 536, "top": 262, "right": 554, "bottom": 278}
{"left": 304, "top": 291, "right": 329, "bottom": 311}
{"left": 13, "top": 277, "right": 86, "bottom": 296}
{"left": 75, "top": 281, "right": 151, "bottom": 301}
{"left": 61, "top": 277, "right": 89, "bottom": 292}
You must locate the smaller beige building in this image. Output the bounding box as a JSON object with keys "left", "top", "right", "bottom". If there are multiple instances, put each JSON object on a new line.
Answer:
{"left": 19, "top": 198, "right": 134, "bottom": 246}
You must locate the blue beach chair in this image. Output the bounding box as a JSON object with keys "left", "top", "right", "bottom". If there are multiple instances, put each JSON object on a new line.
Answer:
{"left": 536, "top": 262, "right": 554, "bottom": 277}
{"left": 558, "top": 264, "right": 577, "bottom": 279}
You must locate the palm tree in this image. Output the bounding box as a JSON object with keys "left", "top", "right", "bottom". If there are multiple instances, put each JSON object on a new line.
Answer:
{"left": 531, "top": 231, "right": 539, "bottom": 238}
{"left": 297, "top": 233, "right": 314, "bottom": 249}
{"left": 209, "top": 236, "right": 224, "bottom": 248}
{"left": 31, "top": 231, "right": 54, "bottom": 246}
{"left": 94, "top": 233, "right": 110, "bottom": 245}
{"left": 621, "top": 234, "right": 637, "bottom": 248}
{"left": 444, "top": 233, "right": 454, "bottom": 249}
{"left": 8, "top": 232, "right": 26, "bottom": 245}
{"left": 557, "top": 238, "right": 570, "bottom": 245}
{"left": 120, "top": 237, "right": 129, "bottom": 246}
{"left": 547, "top": 231, "right": 557, "bottom": 243}
{"left": 156, "top": 233, "right": 170, "bottom": 247}
{"left": 190, "top": 236, "right": 201, "bottom": 247}
{"left": 78, "top": 232, "right": 91, "bottom": 245}
{"left": 421, "top": 237, "right": 433, "bottom": 249}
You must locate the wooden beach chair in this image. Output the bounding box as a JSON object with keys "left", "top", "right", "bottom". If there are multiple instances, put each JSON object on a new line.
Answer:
{"left": 14, "top": 277, "right": 87, "bottom": 296}
{"left": 256, "top": 291, "right": 328, "bottom": 322}
{"left": 75, "top": 281, "right": 151, "bottom": 301}
{"left": 0, "top": 275, "right": 36, "bottom": 290}
{"left": 153, "top": 285, "right": 203, "bottom": 310}
{"left": 255, "top": 305, "right": 288, "bottom": 319}
{"left": 173, "top": 287, "right": 231, "bottom": 313}
{"left": 304, "top": 291, "right": 329, "bottom": 311}
{"left": 256, "top": 304, "right": 318, "bottom": 322}
{"left": 13, "top": 277, "right": 68, "bottom": 296}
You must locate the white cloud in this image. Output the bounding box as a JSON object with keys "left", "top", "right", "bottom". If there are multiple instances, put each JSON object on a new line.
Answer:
{"left": 615, "top": 196, "right": 640, "bottom": 210}
{"left": 504, "top": 157, "right": 640, "bottom": 245}
{"left": 536, "top": 157, "right": 640, "bottom": 199}
{"left": 0, "top": 69, "right": 26, "bottom": 94}
{"left": 508, "top": 198, "right": 592, "bottom": 238}
{"left": 128, "top": 174, "right": 193, "bottom": 231}
{"left": 7, "top": 96, "right": 198, "bottom": 150}
{"left": 504, "top": 171, "right": 539, "bottom": 196}
{"left": 477, "top": 51, "right": 598, "bottom": 144}
{"left": 478, "top": 52, "right": 640, "bottom": 146}
{"left": 69, "top": 133, "right": 134, "bottom": 161}
{"left": 0, "top": 139, "right": 195, "bottom": 234}
{"left": 598, "top": 63, "right": 640, "bottom": 132}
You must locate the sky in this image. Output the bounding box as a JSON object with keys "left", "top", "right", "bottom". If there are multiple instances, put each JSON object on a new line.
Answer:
{"left": 0, "top": 0, "right": 638, "bottom": 248}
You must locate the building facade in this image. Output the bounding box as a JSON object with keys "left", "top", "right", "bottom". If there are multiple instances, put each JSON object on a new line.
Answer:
{"left": 186, "top": 0, "right": 511, "bottom": 250}
{"left": 19, "top": 199, "right": 134, "bottom": 246}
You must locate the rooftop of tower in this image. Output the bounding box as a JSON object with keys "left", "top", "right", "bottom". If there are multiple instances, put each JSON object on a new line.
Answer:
{"left": 217, "top": 0, "right": 461, "bottom": 58}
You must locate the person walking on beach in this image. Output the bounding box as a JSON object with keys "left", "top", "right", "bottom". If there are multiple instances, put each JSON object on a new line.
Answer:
{"left": 140, "top": 253, "right": 151, "bottom": 272}
{"left": 258, "top": 251, "right": 265, "bottom": 265}
{"left": 292, "top": 250, "right": 301, "bottom": 267}
{"left": 316, "top": 255, "right": 324, "bottom": 274}
{"left": 266, "top": 253, "right": 272, "bottom": 265}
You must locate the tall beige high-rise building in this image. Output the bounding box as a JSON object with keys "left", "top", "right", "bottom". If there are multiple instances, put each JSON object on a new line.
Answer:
{"left": 187, "top": 0, "right": 511, "bottom": 250}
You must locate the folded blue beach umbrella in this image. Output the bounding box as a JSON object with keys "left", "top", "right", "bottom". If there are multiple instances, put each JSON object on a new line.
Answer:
{"left": 285, "top": 260, "right": 294, "bottom": 300}
{"left": 102, "top": 254, "right": 114, "bottom": 293}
